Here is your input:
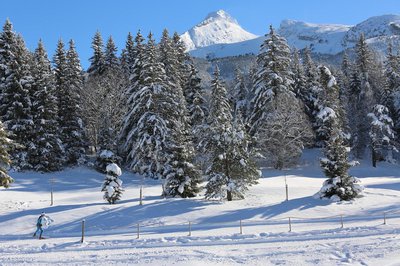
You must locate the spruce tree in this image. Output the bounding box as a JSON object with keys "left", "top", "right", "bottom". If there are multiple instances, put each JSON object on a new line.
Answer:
{"left": 248, "top": 26, "right": 313, "bottom": 169}
{"left": 291, "top": 48, "right": 308, "bottom": 103}
{"left": 0, "top": 20, "right": 35, "bottom": 170}
{"left": 30, "top": 40, "right": 64, "bottom": 171}
{"left": 104, "top": 36, "right": 119, "bottom": 72}
{"left": 172, "top": 31, "right": 189, "bottom": 89}
{"left": 163, "top": 127, "right": 202, "bottom": 198}
{"left": 303, "top": 47, "right": 324, "bottom": 145}
{"left": 350, "top": 33, "right": 377, "bottom": 158}
{"left": 121, "top": 32, "right": 171, "bottom": 179}
{"left": 0, "top": 120, "right": 13, "bottom": 188}
{"left": 101, "top": 163, "right": 123, "bottom": 204}
{"left": 184, "top": 63, "right": 207, "bottom": 126}
{"left": 87, "top": 31, "right": 105, "bottom": 75}
{"left": 121, "top": 32, "right": 135, "bottom": 76}
{"left": 64, "top": 39, "right": 87, "bottom": 163}
{"left": 368, "top": 104, "right": 398, "bottom": 166}
{"left": 119, "top": 31, "right": 146, "bottom": 156}
{"left": 232, "top": 68, "right": 249, "bottom": 119}
{"left": 204, "top": 67, "right": 259, "bottom": 201}
{"left": 316, "top": 66, "right": 363, "bottom": 201}
{"left": 159, "top": 29, "right": 180, "bottom": 85}
{"left": 384, "top": 43, "right": 400, "bottom": 134}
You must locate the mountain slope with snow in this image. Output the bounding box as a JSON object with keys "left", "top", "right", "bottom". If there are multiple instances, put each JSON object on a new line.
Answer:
{"left": 344, "top": 14, "right": 400, "bottom": 44}
{"left": 180, "top": 10, "right": 258, "bottom": 51}
{"left": 185, "top": 13, "right": 400, "bottom": 59}
{"left": 279, "top": 19, "right": 351, "bottom": 54}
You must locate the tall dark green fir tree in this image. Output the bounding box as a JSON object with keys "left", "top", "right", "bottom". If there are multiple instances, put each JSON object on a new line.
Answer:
{"left": 0, "top": 20, "right": 35, "bottom": 170}
{"left": 316, "top": 66, "right": 363, "bottom": 201}
{"left": 31, "top": 40, "right": 64, "bottom": 171}
{"left": 87, "top": 31, "right": 105, "bottom": 76}
{"left": 0, "top": 120, "right": 13, "bottom": 188}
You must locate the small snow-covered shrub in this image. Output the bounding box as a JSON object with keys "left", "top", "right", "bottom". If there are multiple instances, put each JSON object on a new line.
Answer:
{"left": 101, "top": 163, "right": 123, "bottom": 204}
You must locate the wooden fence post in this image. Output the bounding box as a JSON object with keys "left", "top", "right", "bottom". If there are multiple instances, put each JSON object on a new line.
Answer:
{"left": 239, "top": 220, "right": 243, "bottom": 234}
{"left": 50, "top": 177, "right": 55, "bottom": 206}
{"left": 188, "top": 221, "right": 192, "bottom": 236}
{"left": 288, "top": 217, "right": 292, "bottom": 232}
{"left": 285, "top": 175, "right": 289, "bottom": 201}
{"left": 136, "top": 223, "right": 140, "bottom": 239}
{"left": 80, "top": 219, "right": 85, "bottom": 243}
{"left": 139, "top": 186, "right": 143, "bottom": 205}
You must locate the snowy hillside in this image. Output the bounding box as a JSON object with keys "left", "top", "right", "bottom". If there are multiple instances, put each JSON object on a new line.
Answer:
{"left": 279, "top": 19, "right": 351, "bottom": 54}
{"left": 344, "top": 14, "right": 400, "bottom": 44}
{"left": 2, "top": 150, "right": 400, "bottom": 265}
{"left": 186, "top": 13, "right": 400, "bottom": 59}
{"left": 180, "top": 10, "right": 258, "bottom": 51}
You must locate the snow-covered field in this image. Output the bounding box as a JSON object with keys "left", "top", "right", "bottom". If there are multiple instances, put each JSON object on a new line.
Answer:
{"left": 1, "top": 150, "right": 400, "bottom": 265}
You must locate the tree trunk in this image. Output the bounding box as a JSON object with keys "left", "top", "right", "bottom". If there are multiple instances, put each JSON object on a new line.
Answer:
{"left": 227, "top": 190, "right": 232, "bottom": 201}
{"left": 372, "top": 147, "right": 377, "bottom": 168}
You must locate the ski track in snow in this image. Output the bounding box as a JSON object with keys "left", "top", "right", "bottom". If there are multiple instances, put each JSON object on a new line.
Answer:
{"left": 1, "top": 150, "right": 400, "bottom": 265}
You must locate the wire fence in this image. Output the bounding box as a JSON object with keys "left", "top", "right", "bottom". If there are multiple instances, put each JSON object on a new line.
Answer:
{"left": 72, "top": 210, "right": 400, "bottom": 242}
{"left": 4, "top": 210, "right": 400, "bottom": 243}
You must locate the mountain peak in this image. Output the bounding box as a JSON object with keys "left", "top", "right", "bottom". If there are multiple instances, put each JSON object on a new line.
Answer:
{"left": 203, "top": 10, "right": 238, "bottom": 24}
{"left": 180, "top": 10, "right": 258, "bottom": 51}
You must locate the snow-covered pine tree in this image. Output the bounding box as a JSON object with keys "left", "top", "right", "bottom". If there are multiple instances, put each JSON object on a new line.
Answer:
{"left": 87, "top": 31, "right": 105, "bottom": 76}
{"left": 159, "top": 29, "right": 180, "bottom": 84}
{"left": 341, "top": 50, "right": 352, "bottom": 80}
{"left": 121, "top": 32, "right": 171, "bottom": 179}
{"left": 204, "top": 69, "right": 259, "bottom": 201}
{"left": 291, "top": 48, "right": 308, "bottom": 103}
{"left": 172, "top": 31, "right": 190, "bottom": 89}
{"left": 121, "top": 32, "right": 135, "bottom": 76}
{"left": 83, "top": 34, "right": 126, "bottom": 154}
{"left": 101, "top": 163, "right": 123, "bottom": 204}
{"left": 368, "top": 104, "right": 398, "bottom": 166}
{"left": 53, "top": 39, "right": 75, "bottom": 163}
{"left": 98, "top": 36, "right": 125, "bottom": 152}
{"left": 184, "top": 62, "right": 208, "bottom": 128}
{"left": 162, "top": 126, "right": 202, "bottom": 198}
{"left": 64, "top": 39, "right": 87, "bottom": 164}
{"left": 130, "top": 30, "right": 146, "bottom": 94}
{"left": 0, "top": 120, "right": 13, "bottom": 188}
{"left": 248, "top": 26, "right": 313, "bottom": 169}
{"left": 316, "top": 66, "right": 363, "bottom": 201}
{"left": 232, "top": 68, "right": 249, "bottom": 119}
{"left": 53, "top": 39, "right": 68, "bottom": 104}
{"left": 30, "top": 40, "right": 64, "bottom": 172}
{"left": 338, "top": 51, "right": 352, "bottom": 112}
{"left": 384, "top": 43, "right": 400, "bottom": 134}
{"left": 104, "top": 36, "right": 120, "bottom": 72}
{"left": 302, "top": 47, "right": 324, "bottom": 145}
{"left": 157, "top": 30, "right": 201, "bottom": 197}
{"left": 0, "top": 20, "right": 35, "bottom": 170}
{"left": 349, "top": 33, "right": 377, "bottom": 158}
{"left": 119, "top": 30, "right": 146, "bottom": 156}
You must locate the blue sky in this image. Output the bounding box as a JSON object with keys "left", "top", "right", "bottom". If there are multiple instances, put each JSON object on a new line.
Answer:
{"left": 1, "top": 0, "right": 399, "bottom": 69}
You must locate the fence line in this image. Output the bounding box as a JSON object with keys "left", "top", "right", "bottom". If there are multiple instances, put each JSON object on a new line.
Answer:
{"left": 4, "top": 210, "right": 400, "bottom": 241}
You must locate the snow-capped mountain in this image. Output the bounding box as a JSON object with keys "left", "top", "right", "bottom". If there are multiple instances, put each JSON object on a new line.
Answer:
{"left": 279, "top": 19, "right": 351, "bottom": 54}
{"left": 185, "top": 13, "right": 400, "bottom": 59}
{"left": 344, "top": 14, "right": 400, "bottom": 44}
{"left": 180, "top": 10, "right": 258, "bottom": 51}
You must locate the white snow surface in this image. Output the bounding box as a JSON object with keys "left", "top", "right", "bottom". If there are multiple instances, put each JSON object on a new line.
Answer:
{"left": 180, "top": 10, "right": 258, "bottom": 51}
{"left": 1, "top": 149, "right": 400, "bottom": 265}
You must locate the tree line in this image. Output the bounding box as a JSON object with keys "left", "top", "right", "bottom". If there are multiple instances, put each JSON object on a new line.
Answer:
{"left": 1, "top": 20, "right": 400, "bottom": 202}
